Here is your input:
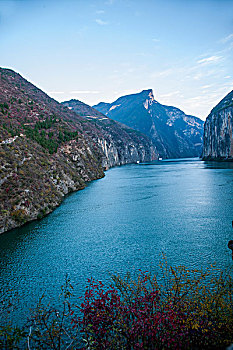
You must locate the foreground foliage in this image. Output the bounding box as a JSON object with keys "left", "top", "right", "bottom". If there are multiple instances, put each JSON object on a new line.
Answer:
{"left": 1, "top": 259, "right": 233, "bottom": 349}
{"left": 75, "top": 258, "right": 233, "bottom": 349}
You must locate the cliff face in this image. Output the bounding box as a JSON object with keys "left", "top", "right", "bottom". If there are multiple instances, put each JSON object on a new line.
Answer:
{"left": 93, "top": 89, "right": 204, "bottom": 159}
{"left": 202, "top": 90, "right": 233, "bottom": 160}
{"left": 0, "top": 68, "right": 155, "bottom": 234}
{"left": 62, "top": 99, "right": 157, "bottom": 169}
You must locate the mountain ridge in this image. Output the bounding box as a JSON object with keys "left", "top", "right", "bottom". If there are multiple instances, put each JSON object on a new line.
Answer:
{"left": 93, "top": 89, "right": 204, "bottom": 159}
{"left": 0, "top": 68, "right": 155, "bottom": 234}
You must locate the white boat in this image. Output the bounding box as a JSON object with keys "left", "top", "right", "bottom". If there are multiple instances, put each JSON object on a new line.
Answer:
{"left": 159, "top": 157, "right": 162, "bottom": 161}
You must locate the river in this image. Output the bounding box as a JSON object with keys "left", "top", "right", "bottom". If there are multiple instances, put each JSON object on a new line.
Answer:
{"left": 1, "top": 158, "right": 233, "bottom": 323}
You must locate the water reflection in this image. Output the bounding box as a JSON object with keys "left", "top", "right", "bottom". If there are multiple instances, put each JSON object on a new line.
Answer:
{"left": 203, "top": 160, "right": 233, "bottom": 169}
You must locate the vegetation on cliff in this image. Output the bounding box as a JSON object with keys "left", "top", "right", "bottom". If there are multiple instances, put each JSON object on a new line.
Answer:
{"left": 0, "top": 68, "right": 155, "bottom": 233}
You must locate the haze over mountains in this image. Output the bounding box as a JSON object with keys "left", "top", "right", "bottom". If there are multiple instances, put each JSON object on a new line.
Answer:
{"left": 93, "top": 89, "right": 204, "bottom": 159}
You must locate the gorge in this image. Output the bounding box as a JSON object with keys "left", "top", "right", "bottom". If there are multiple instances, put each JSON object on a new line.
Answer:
{"left": 0, "top": 68, "right": 155, "bottom": 234}
{"left": 0, "top": 66, "right": 232, "bottom": 236}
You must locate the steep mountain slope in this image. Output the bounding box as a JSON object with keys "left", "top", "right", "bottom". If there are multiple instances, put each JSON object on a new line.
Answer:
{"left": 93, "top": 89, "right": 204, "bottom": 159}
{"left": 62, "top": 99, "right": 157, "bottom": 168}
{"left": 203, "top": 90, "right": 233, "bottom": 160}
{"left": 0, "top": 68, "right": 155, "bottom": 233}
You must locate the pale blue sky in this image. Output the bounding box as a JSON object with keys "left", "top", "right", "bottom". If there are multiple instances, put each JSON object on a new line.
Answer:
{"left": 1, "top": 0, "right": 233, "bottom": 119}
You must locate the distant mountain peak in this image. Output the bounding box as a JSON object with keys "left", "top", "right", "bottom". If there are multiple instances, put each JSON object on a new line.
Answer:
{"left": 94, "top": 89, "right": 204, "bottom": 159}
{"left": 141, "top": 88, "right": 153, "bottom": 93}
{"left": 140, "top": 89, "right": 155, "bottom": 109}
{"left": 140, "top": 89, "right": 154, "bottom": 99}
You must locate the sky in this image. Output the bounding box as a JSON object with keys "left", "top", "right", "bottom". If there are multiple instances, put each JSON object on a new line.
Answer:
{"left": 1, "top": 0, "right": 233, "bottom": 120}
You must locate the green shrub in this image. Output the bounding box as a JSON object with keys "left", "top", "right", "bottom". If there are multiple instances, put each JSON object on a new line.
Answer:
{"left": 10, "top": 209, "right": 27, "bottom": 223}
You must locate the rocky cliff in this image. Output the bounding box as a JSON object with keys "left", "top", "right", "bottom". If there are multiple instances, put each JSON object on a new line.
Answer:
{"left": 202, "top": 90, "right": 233, "bottom": 160}
{"left": 94, "top": 89, "right": 204, "bottom": 159}
{"left": 0, "top": 68, "right": 156, "bottom": 234}
{"left": 62, "top": 99, "right": 157, "bottom": 169}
